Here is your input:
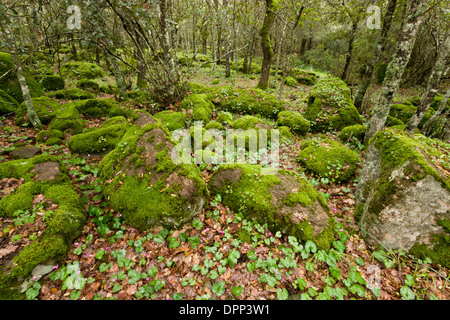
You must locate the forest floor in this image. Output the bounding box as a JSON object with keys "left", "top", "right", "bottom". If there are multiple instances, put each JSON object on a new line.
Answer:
{"left": 0, "top": 65, "right": 449, "bottom": 301}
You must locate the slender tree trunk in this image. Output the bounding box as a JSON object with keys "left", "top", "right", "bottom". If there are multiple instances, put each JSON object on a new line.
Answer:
{"left": 341, "top": 15, "right": 360, "bottom": 81}
{"left": 422, "top": 87, "right": 450, "bottom": 136}
{"left": 406, "top": 33, "right": 450, "bottom": 134}
{"left": 224, "top": 0, "right": 232, "bottom": 78}
{"left": 159, "top": 0, "right": 177, "bottom": 97}
{"left": 364, "top": 0, "right": 426, "bottom": 144}
{"left": 257, "top": 0, "right": 276, "bottom": 90}
{"left": 103, "top": 46, "right": 127, "bottom": 100}
{"left": 134, "top": 29, "right": 148, "bottom": 89}
{"left": 354, "top": 0, "right": 398, "bottom": 111}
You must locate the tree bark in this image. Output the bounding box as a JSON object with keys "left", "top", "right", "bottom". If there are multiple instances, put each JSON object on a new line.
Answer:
{"left": 158, "top": 0, "right": 177, "bottom": 97}
{"left": 406, "top": 33, "right": 450, "bottom": 134}
{"left": 354, "top": 0, "right": 398, "bottom": 111}
{"left": 341, "top": 15, "right": 360, "bottom": 81}
{"left": 364, "top": 0, "right": 426, "bottom": 144}
{"left": 257, "top": 0, "right": 277, "bottom": 90}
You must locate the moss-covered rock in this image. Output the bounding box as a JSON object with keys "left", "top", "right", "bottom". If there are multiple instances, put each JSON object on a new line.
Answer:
{"left": 187, "top": 82, "right": 209, "bottom": 94}
{"left": 0, "top": 89, "right": 19, "bottom": 115}
{"left": 41, "top": 75, "right": 65, "bottom": 92}
{"left": 339, "top": 124, "right": 367, "bottom": 144}
{"left": 48, "top": 103, "right": 84, "bottom": 134}
{"left": 16, "top": 96, "right": 62, "bottom": 126}
{"left": 47, "top": 88, "right": 94, "bottom": 100}
{"left": 206, "top": 86, "right": 284, "bottom": 119}
{"left": 0, "top": 52, "right": 44, "bottom": 103}
{"left": 205, "top": 121, "right": 224, "bottom": 131}
{"left": 76, "top": 79, "right": 100, "bottom": 92}
{"left": 277, "top": 111, "right": 310, "bottom": 136}
{"left": 209, "top": 164, "right": 334, "bottom": 249}
{"left": 154, "top": 110, "right": 187, "bottom": 131}
{"left": 36, "top": 129, "right": 65, "bottom": 145}
{"left": 284, "top": 76, "right": 298, "bottom": 87}
{"left": 355, "top": 128, "right": 450, "bottom": 266}
{"left": 216, "top": 111, "right": 233, "bottom": 126}
{"left": 74, "top": 98, "right": 118, "bottom": 118}
{"left": 430, "top": 94, "right": 450, "bottom": 113}
{"left": 180, "top": 94, "right": 214, "bottom": 124}
{"left": 389, "top": 102, "right": 435, "bottom": 129}
{"left": 297, "top": 138, "right": 360, "bottom": 183}
{"left": 68, "top": 122, "right": 128, "bottom": 154}
{"left": 98, "top": 112, "right": 209, "bottom": 230}
{"left": 385, "top": 115, "right": 405, "bottom": 127}
{"left": 304, "top": 78, "right": 362, "bottom": 132}
{"left": 290, "top": 68, "right": 318, "bottom": 86}
{"left": 61, "top": 61, "right": 104, "bottom": 79}
{"left": 0, "top": 156, "right": 86, "bottom": 297}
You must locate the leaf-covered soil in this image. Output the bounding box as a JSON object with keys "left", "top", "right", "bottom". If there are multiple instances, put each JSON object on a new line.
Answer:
{"left": 1, "top": 69, "right": 449, "bottom": 301}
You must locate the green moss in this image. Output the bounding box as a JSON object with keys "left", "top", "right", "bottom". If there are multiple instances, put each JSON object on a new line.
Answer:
{"left": 48, "top": 103, "right": 84, "bottom": 134}
{"left": 279, "top": 126, "right": 293, "bottom": 141}
{"left": 15, "top": 96, "right": 62, "bottom": 126}
{"left": 216, "top": 111, "right": 233, "bottom": 126}
{"left": 109, "top": 105, "right": 130, "bottom": 118}
{"left": 232, "top": 115, "right": 262, "bottom": 130}
{"left": 277, "top": 111, "right": 310, "bottom": 136}
{"left": 41, "top": 75, "right": 65, "bottom": 92}
{"left": 290, "top": 68, "right": 318, "bottom": 86}
{"left": 180, "top": 94, "right": 214, "bottom": 124}
{"left": 61, "top": 61, "right": 104, "bottom": 79}
{"left": 206, "top": 86, "right": 284, "bottom": 119}
{"left": 76, "top": 79, "right": 100, "bottom": 92}
{"left": 339, "top": 124, "right": 366, "bottom": 143}
{"left": 154, "top": 110, "right": 187, "bottom": 131}
{"left": 385, "top": 115, "right": 405, "bottom": 127}
{"left": 74, "top": 98, "right": 118, "bottom": 118}
{"left": 237, "top": 228, "right": 252, "bottom": 243}
{"left": 304, "top": 78, "right": 362, "bottom": 132}
{"left": 102, "top": 116, "right": 127, "bottom": 128}
{"left": 0, "top": 52, "right": 44, "bottom": 103}
{"left": 297, "top": 138, "right": 360, "bottom": 183}
{"left": 68, "top": 123, "right": 128, "bottom": 154}
{"left": 209, "top": 164, "right": 333, "bottom": 249}
{"left": 187, "top": 82, "right": 209, "bottom": 94}
{"left": 284, "top": 76, "right": 298, "bottom": 87}
{"left": 409, "top": 219, "right": 450, "bottom": 268}
{"left": 47, "top": 88, "right": 94, "bottom": 100}
{"left": 36, "top": 129, "right": 65, "bottom": 145}
{"left": 205, "top": 121, "right": 224, "bottom": 131}
{"left": 0, "top": 89, "right": 19, "bottom": 115}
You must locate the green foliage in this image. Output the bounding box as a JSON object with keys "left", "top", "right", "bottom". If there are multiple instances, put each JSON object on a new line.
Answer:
{"left": 62, "top": 61, "right": 104, "bottom": 79}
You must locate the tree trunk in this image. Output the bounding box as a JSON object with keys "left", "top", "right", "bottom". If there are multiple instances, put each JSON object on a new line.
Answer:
{"left": 341, "top": 15, "right": 360, "bottom": 81}
{"left": 422, "top": 87, "right": 450, "bottom": 136}
{"left": 11, "top": 53, "right": 42, "bottom": 130}
{"left": 159, "top": 0, "right": 177, "bottom": 97}
{"left": 257, "top": 0, "right": 276, "bottom": 90}
{"left": 354, "top": 0, "right": 398, "bottom": 111}
{"left": 134, "top": 29, "right": 148, "bottom": 89}
{"left": 364, "top": 0, "right": 426, "bottom": 144}
{"left": 406, "top": 33, "right": 450, "bottom": 134}
{"left": 103, "top": 46, "right": 127, "bottom": 101}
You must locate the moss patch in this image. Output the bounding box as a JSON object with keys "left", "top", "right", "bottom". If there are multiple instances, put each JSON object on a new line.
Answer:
{"left": 277, "top": 111, "right": 310, "bottom": 136}
{"left": 41, "top": 75, "right": 65, "bottom": 92}
{"left": 154, "top": 110, "right": 187, "bottom": 131}
{"left": 36, "top": 129, "right": 65, "bottom": 145}
{"left": 47, "top": 88, "right": 94, "bottom": 100}
{"left": 15, "top": 96, "right": 63, "bottom": 126}
{"left": 0, "top": 89, "right": 19, "bottom": 115}
{"left": 48, "top": 103, "right": 85, "bottom": 134}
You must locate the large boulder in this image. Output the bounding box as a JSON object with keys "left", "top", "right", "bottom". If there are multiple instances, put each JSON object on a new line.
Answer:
{"left": 304, "top": 78, "right": 362, "bottom": 132}
{"left": 0, "top": 155, "right": 86, "bottom": 298}
{"left": 0, "top": 89, "right": 19, "bottom": 115}
{"left": 0, "top": 52, "right": 44, "bottom": 103}
{"left": 355, "top": 128, "right": 450, "bottom": 267}
{"left": 15, "top": 96, "right": 62, "bottom": 126}
{"left": 99, "top": 112, "right": 209, "bottom": 230}
{"left": 209, "top": 164, "right": 334, "bottom": 249}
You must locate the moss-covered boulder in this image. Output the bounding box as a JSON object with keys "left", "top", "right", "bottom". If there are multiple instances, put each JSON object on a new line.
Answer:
{"left": 48, "top": 103, "right": 85, "bottom": 134}
{"left": 36, "top": 129, "right": 65, "bottom": 145}
{"left": 297, "top": 138, "right": 360, "bottom": 183}
{"left": 74, "top": 98, "right": 118, "bottom": 118}
{"left": 0, "top": 52, "right": 44, "bottom": 103}
{"left": 76, "top": 79, "right": 100, "bottom": 93}
{"left": 430, "top": 94, "right": 450, "bottom": 113}
{"left": 41, "top": 75, "right": 65, "bottom": 92}
{"left": 277, "top": 111, "right": 310, "bottom": 136}
{"left": 205, "top": 121, "right": 224, "bottom": 131}
{"left": 389, "top": 102, "right": 434, "bottom": 129}
{"left": 0, "top": 89, "right": 19, "bottom": 115}
{"left": 68, "top": 122, "right": 128, "bottom": 154}
{"left": 180, "top": 94, "right": 214, "bottom": 124}
{"left": 304, "top": 78, "right": 362, "bottom": 132}
{"left": 216, "top": 111, "right": 233, "bottom": 126}
{"left": 206, "top": 86, "right": 284, "bottom": 119}
{"left": 98, "top": 112, "right": 209, "bottom": 230}
{"left": 61, "top": 61, "right": 104, "bottom": 79}
{"left": 385, "top": 115, "right": 405, "bottom": 127}
{"left": 355, "top": 128, "right": 450, "bottom": 267}
{"left": 0, "top": 155, "right": 86, "bottom": 298}
{"left": 154, "top": 110, "right": 187, "bottom": 131}
{"left": 209, "top": 164, "right": 334, "bottom": 249}
{"left": 15, "top": 96, "right": 62, "bottom": 126}
{"left": 290, "top": 69, "right": 318, "bottom": 86}
{"left": 47, "top": 88, "right": 94, "bottom": 100}
{"left": 339, "top": 124, "right": 367, "bottom": 144}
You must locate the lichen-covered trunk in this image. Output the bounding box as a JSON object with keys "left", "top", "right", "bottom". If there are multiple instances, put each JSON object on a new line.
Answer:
{"left": 159, "top": 0, "right": 177, "bottom": 97}
{"left": 422, "top": 87, "right": 450, "bottom": 136}
{"left": 364, "top": 0, "right": 426, "bottom": 144}
{"left": 134, "top": 29, "right": 148, "bottom": 90}
{"left": 257, "top": 0, "right": 276, "bottom": 90}
{"left": 10, "top": 53, "right": 42, "bottom": 130}
{"left": 103, "top": 45, "right": 127, "bottom": 101}
{"left": 354, "top": 0, "right": 398, "bottom": 111}
{"left": 406, "top": 33, "right": 450, "bottom": 134}
{"left": 341, "top": 16, "right": 359, "bottom": 81}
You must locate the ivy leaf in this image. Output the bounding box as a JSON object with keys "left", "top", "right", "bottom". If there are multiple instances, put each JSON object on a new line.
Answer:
{"left": 212, "top": 281, "right": 225, "bottom": 296}
{"left": 276, "top": 288, "right": 289, "bottom": 300}
{"left": 128, "top": 270, "right": 141, "bottom": 285}
{"left": 232, "top": 285, "right": 244, "bottom": 297}
{"left": 400, "top": 286, "right": 415, "bottom": 300}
